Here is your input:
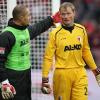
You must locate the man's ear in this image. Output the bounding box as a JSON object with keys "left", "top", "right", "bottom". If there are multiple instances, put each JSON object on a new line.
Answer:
{"left": 74, "top": 10, "right": 77, "bottom": 20}
{"left": 18, "top": 16, "right": 24, "bottom": 23}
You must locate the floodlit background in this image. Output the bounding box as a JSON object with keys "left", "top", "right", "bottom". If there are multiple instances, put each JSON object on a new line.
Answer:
{"left": 0, "top": 0, "right": 100, "bottom": 100}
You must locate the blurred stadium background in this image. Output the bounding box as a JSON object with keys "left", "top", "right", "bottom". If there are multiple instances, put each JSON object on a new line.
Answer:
{"left": 0, "top": 0, "right": 100, "bottom": 100}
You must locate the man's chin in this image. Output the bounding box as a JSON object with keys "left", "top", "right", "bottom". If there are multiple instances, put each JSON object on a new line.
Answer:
{"left": 63, "top": 22, "right": 73, "bottom": 27}
{"left": 63, "top": 23, "right": 70, "bottom": 26}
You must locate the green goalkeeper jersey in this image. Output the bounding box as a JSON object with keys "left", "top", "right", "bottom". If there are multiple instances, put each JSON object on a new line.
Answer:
{"left": 42, "top": 23, "right": 97, "bottom": 77}
{"left": 3, "top": 26, "right": 31, "bottom": 71}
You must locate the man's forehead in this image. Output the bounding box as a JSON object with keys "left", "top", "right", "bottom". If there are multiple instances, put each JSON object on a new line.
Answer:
{"left": 60, "top": 7, "right": 73, "bottom": 12}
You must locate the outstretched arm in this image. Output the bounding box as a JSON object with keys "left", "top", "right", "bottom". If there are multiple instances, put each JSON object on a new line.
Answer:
{"left": 28, "top": 16, "right": 53, "bottom": 39}
{"left": 28, "top": 12, "right": 61, "bottom": 39}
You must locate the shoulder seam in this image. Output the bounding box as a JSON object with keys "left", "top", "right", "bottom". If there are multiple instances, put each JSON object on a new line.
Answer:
{"left": 55, "top": 27, "right": 62, "bottom": 40}
{"left": 54, "top": 27, "right": 62, "bottom": 47}
{"left": 75, "top": 25, "right": 85, "bottom": 36}
{"left": 75, "top": 24, "right": 84, "bottom": 30}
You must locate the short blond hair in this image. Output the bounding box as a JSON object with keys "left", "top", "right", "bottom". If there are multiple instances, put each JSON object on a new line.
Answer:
{"left": 59, "top": 2, "right": 75, "bottom": 12}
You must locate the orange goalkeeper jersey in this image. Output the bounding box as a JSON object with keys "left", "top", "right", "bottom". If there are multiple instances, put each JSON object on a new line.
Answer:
{"left": 42, "top": 23, "right": 97, "bottom": 77}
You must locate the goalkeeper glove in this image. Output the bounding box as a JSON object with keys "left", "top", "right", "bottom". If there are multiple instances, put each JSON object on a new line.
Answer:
{"left": 51, "top": 12, "right": 61, "bottom": 23}
{"left": 41, "top": 77, "right": 51, "bottom": 94}
{"left": 1, "top": 79, "right": 16, "bottom": 99}
{"left": 92, "top": 67, "right": 100, "bottom": 86}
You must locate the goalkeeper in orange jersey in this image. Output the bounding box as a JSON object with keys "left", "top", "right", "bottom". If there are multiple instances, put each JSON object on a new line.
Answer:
{"left": 41, "top": 2, "right": 100, "bottom": 100}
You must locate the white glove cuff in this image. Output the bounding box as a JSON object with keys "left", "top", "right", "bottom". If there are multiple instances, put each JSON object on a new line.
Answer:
{"left": 1, "top": 79, "right": 9, "bottom": 85}
{"left": 96, "top": 74, "right": 100, "bottom": 87}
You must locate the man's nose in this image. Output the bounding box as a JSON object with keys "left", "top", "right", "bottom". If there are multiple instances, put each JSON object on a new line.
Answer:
{"left": 63, "top": 14, "right": 68, "bottom": 18}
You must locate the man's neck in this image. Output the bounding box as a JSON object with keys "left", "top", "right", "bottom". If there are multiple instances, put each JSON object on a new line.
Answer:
{"left": 13, "top": 19, "right": 22, "bottom": 26}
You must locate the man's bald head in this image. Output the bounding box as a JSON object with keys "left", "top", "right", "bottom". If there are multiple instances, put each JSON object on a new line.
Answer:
{"left": 12, "top": 5, "right": 30, "bottom": 26}
{"left": 12, "top": 5, "right": 28, "bottom": 20}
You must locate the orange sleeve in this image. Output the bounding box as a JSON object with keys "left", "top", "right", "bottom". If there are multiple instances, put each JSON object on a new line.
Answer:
{"left": 82, "top": 28, "right": 97, "bottom": 70}
{"left": 42, "top": 31, "right": 56, "bottom": 77}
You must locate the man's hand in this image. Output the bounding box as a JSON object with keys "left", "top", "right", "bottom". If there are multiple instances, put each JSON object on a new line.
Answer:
{"left": 51, "top": 12, "right": 61, "bottom": 23}
{"left": 92, "top": 67, "right": 100, "bottom": 86}
{"left": 1, "top": 83, "right": 16, "bottom": 99}
{"left": 41, "top": 77, "right": 51, "bottom": 94}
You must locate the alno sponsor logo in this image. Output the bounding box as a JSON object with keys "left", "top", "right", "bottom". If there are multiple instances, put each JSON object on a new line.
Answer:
{"left": 64, "top": 44, "right": 82, "bottom": 51}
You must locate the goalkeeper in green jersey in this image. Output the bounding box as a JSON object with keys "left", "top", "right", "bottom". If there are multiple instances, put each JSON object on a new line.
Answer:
{"left": 0, "top": 5, "right": 61, "bottom": 100}
{"left": 41, "top": 2, "right": 100, "bottom": 100}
